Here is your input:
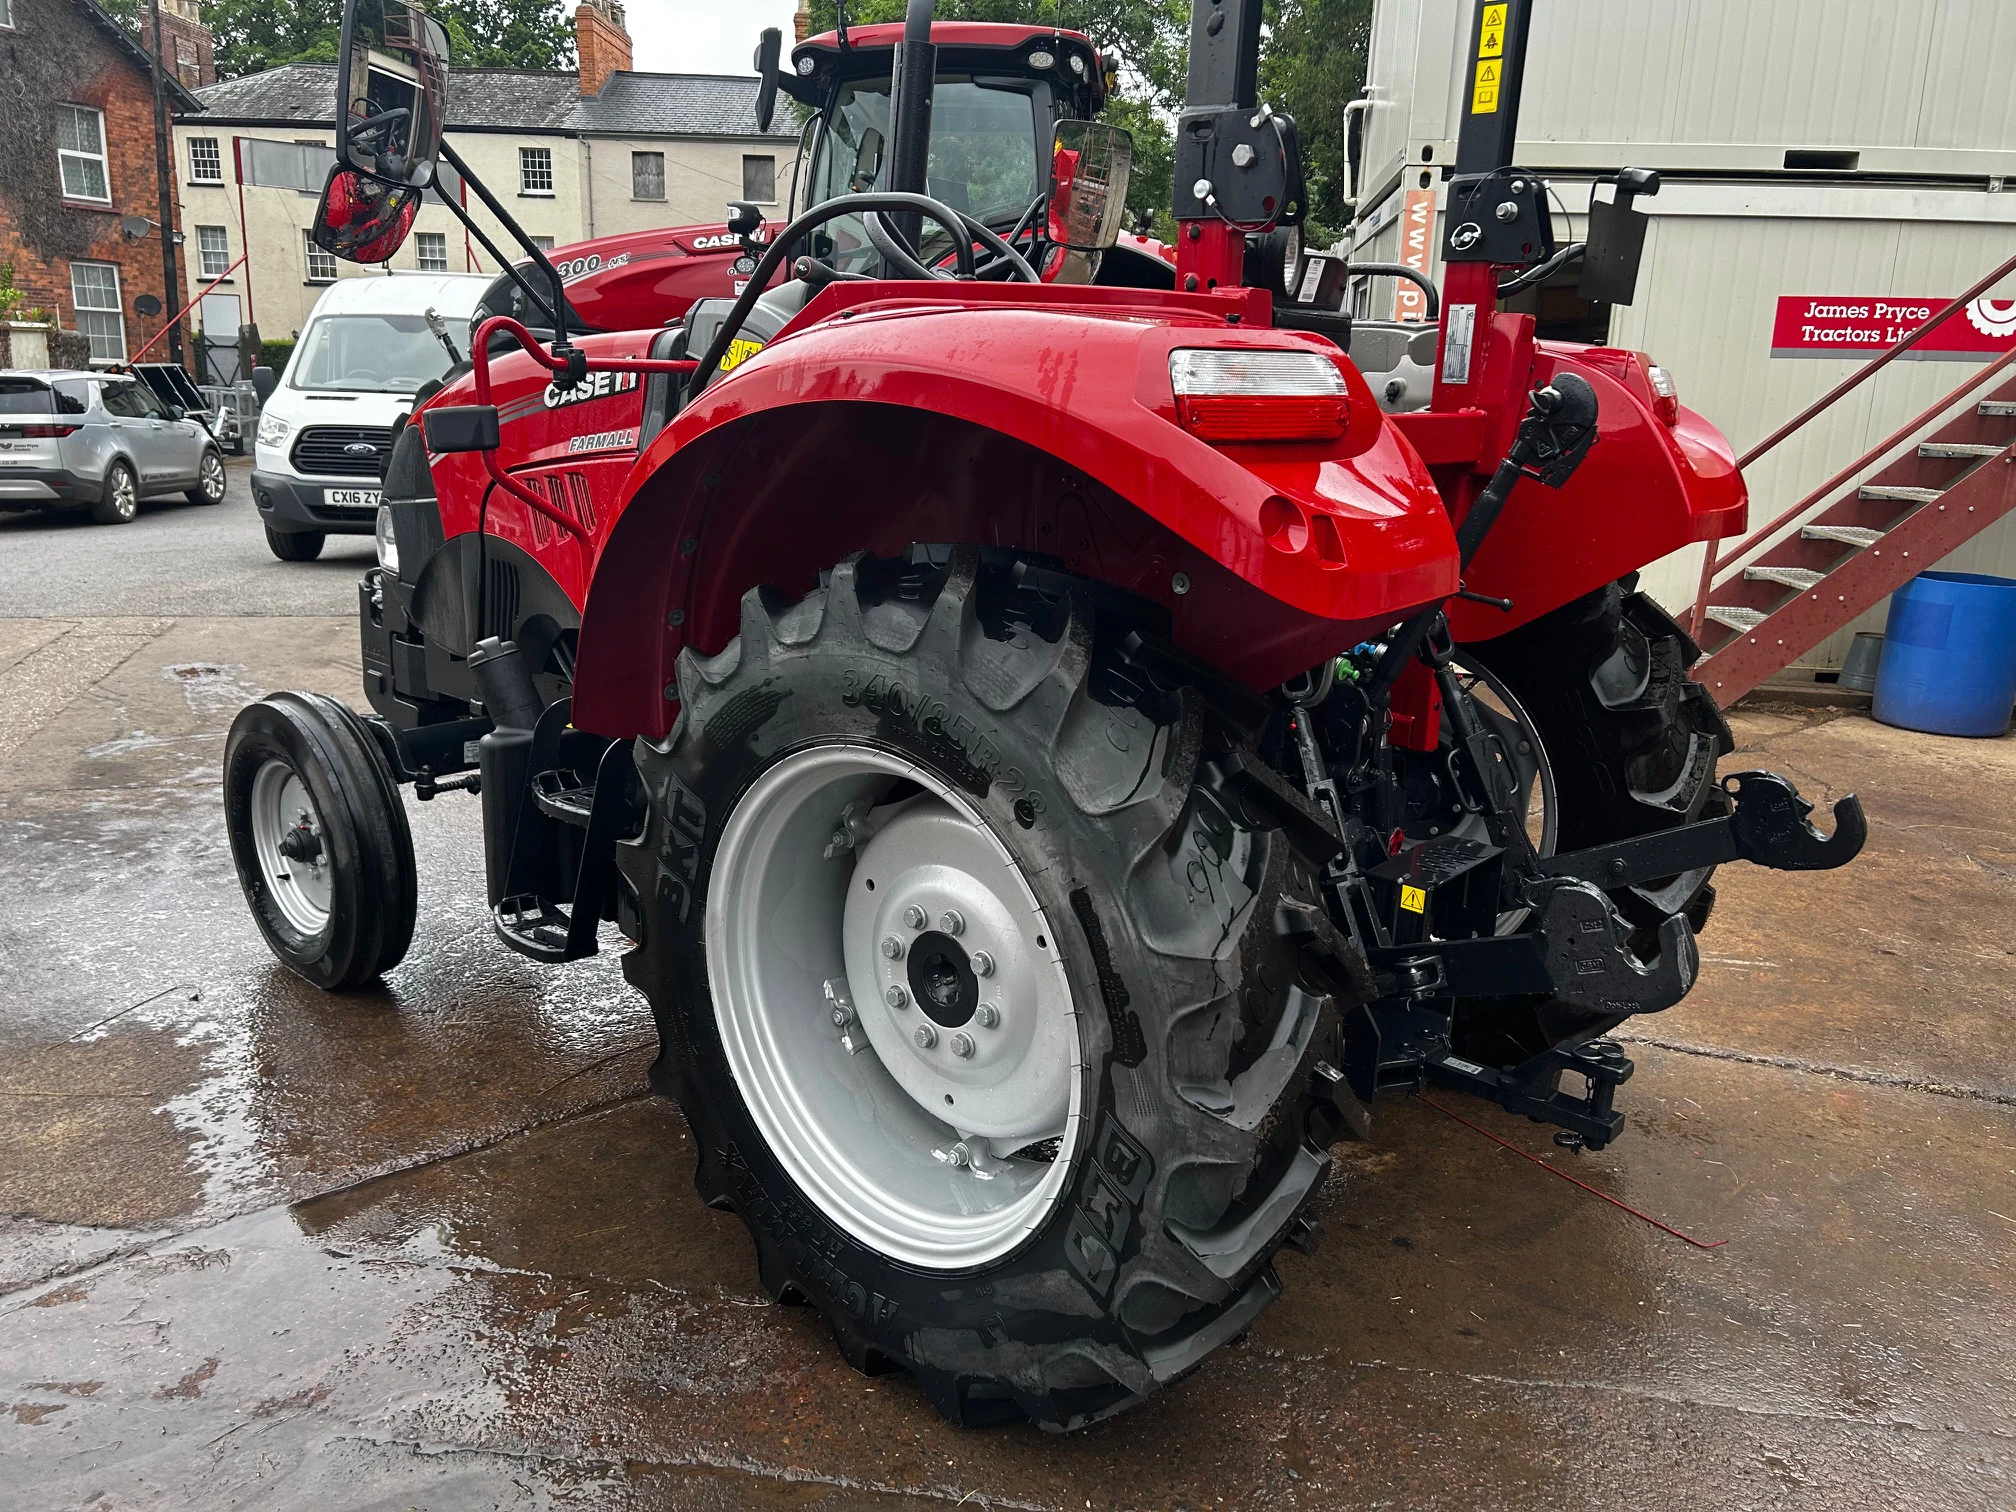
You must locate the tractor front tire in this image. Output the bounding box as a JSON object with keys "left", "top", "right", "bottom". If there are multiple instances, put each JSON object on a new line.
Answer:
{"left": 265, "top": 526, "right": 326, "bottom": 562}
{"left": 223, "top": 691, "right": 417, "bottom": 990}
{"left": 618, "top": 550, "right": 1355, "bottom": 1430}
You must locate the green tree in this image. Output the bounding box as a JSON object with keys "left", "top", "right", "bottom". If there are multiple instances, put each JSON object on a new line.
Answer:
{"left": 1261, "top": 0, "right": 1374, "bottom": 246}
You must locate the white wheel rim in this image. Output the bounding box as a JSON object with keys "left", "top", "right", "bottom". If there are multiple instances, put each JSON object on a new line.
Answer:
{"left": 202, "top": 453, "right": 225, "bottom": 499}
{"left": 250, "top": 759, "right": 333, "bottom": 935}
{"left": 707, "top": 743, "right": 1084, "bottom": 1271}
{"left": 112, "top": 468, "right": 136, "bottom": 517}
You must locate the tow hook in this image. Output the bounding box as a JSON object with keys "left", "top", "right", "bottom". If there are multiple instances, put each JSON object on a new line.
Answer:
{"left": 1540, "top": 770, "right": 1866, "bottom": 891}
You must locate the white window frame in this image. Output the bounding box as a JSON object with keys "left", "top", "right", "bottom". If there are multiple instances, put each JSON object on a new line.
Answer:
{"left": 631, "top": 150, "right": 664, "bottom": 202}
{"left": 195, "top": 224, "right": 231, "bottom": 279}
{"left": 519, "top": 145, "right": 554, "bottom": 196}
{"left": 742, "top": 154, "right": 778, "bottom": 205}
{"left": 530, "top": 235, "right": 556, "bottom": 253}
{"left": 69, "top": 261, "right": 126, "bottom": 364}
{"left": 303, "top": 231, "right": 338, "bottom": 284}
{"left": 414, "top": 231, "right": 448, "bottom": 271}
{"left": 187, "top": 136, "right": 223, "bottom": 184}
{"left": 57, "top": 104, "right": 111, "bottom": 204}
{"left": 0, "top": 0, "right": 17, "bottom": 29}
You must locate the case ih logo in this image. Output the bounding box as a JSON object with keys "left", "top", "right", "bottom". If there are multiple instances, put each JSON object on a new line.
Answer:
{"left": 688, "top": 229, "right": 769, "bottom": 252}
{"left": 542, "top": 370, "right": 641, "bottom": 408}
{"left": 1771, "top": 295, "right": 2016, "bottom": 359}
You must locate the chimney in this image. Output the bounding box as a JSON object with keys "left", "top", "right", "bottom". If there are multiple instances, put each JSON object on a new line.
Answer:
{"left": 142, "top": 0, "right": 217, "bottom": 89}
{"left": 575, "top": 0, "right": 632, "bottom": 98}
{"left": 794, "top": 0, "right": 811, "bottom": 44}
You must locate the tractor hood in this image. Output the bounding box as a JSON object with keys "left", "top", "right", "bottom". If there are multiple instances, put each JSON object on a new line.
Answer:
{"left": 472, "top": 220, "right": 772, "bottom": 341}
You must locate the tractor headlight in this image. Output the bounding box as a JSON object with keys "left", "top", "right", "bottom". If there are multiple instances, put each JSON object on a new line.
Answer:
{"left": 375, "top": 504, "right": 399, "bottom": 577}
{"left": 256, "top": 411, "right": 291, "bottom": 449}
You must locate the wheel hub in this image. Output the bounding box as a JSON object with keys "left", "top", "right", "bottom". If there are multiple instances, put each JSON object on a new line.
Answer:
{"left": 705, "top": 743, "right": 1083, "bottom": 1270}
{"left": 249, "top": 760, "right": 331, "bottom": 935}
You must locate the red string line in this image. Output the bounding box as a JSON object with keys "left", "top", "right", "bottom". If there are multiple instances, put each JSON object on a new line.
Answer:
{"left": 1416, "top": 1093, "right": 1728, "bottom": 1250}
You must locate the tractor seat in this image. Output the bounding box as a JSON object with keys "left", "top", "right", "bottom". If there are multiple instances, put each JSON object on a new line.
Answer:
{"left": 1348, "top": 321, "right": 1439, "bottom": 414}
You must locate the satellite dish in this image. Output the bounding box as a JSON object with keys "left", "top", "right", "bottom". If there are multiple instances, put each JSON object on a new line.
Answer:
{"left": 121, "top": 215, "right": 153, "bottom": 238}
{"left": 134, "top": 293, "right": 164, "bottom": 317}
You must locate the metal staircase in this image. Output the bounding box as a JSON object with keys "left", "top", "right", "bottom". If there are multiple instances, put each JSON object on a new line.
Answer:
{"left": 1690, "top": 256, "right": 2016, "bottom": 706}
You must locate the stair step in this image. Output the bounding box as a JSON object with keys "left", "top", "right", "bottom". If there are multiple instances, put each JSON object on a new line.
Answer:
{"left": 493, "top": 895, "right": 576, "bottom": 963}
{"left": 1802, "top": 524, "right": 1885, "bottom": 548}
{"left": 533, "top": 768, "right": 595, "bottom": 826}
{"left": 1979, "top": 401, "right": 2016, "bottom": 417}
{"left": 1706, "top": 605, "right": 1767, "bottom": 633}
{"left": 1745, "top": 565, "right": 1825, "bottom": 590}
{"left": 1859, "top": 485, "right": 1944, "bottom": 503}
{"left": 1919, "top": 441, "right": 2003, "bottom": 460}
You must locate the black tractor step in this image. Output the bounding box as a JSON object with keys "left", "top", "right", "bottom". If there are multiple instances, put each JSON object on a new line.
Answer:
{"left": 532, "top": 768, "right": 596, "bottom": 826}
{"left": 493, "top": 894, "right": 577, "bottom": 962}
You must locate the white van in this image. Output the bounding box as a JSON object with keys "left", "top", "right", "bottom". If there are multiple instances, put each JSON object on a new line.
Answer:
{"left": 251, "top": 271, "right": 490, "bottom": 561}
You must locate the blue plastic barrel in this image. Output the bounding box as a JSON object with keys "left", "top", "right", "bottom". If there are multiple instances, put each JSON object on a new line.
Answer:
{"left": 1872, "top": 572, "right": 2016, "bottom": 738}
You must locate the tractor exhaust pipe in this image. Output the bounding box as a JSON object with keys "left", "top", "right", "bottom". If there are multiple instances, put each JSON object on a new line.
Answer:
{"left": 884, "top": 0, "right": 937, "bottom": 261}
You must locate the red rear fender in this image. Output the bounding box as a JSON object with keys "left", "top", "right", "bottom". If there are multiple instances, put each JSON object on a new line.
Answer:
{"left": 569, "top": 299, "right": 1457, "bottom": 739}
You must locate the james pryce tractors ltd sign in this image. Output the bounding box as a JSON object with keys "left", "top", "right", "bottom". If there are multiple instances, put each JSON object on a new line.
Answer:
{"left": 1772, "top": 294, "right": 2016, "bottom": 360}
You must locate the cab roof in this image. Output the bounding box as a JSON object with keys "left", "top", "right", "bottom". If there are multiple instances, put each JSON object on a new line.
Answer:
{"left": 787, "top": 22, "right": 1106, "bottom": 110}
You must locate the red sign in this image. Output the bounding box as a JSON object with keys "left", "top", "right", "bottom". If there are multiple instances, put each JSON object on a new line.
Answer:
{"left": 1771, "top": 295, "right": 2016, "bottom": 360}
{"left": 1392, "top": 190, "right": 1437, "bottom": 323}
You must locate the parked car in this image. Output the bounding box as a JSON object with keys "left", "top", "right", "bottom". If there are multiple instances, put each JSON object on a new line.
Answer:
{"left": 134, "top": 362, "right": 245, "bottom": 455}
{"left": 252, "top": 271, "right": 489, "bottom": 562}
{"left": 0, "top": 369, "right": 227, "bottom": 525}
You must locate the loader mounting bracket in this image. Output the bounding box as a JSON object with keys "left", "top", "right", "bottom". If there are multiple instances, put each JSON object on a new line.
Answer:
{"left": 1426, "top": 1037, "right": 1635, "bottom": 1151}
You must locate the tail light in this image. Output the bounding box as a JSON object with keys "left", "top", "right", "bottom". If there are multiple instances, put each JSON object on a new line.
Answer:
{"left": 1169, "top": 349, "right": 1349, "bottom": 444}
{"left": 1646, "top": 364, "right": 1680, "bottom": 427}
{"left": 17, "top": 423, "right": 80, "bottom": 438}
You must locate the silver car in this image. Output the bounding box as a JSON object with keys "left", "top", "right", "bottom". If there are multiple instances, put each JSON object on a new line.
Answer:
{"left": 0, "top": 369, "right": 228, "bottom": 525}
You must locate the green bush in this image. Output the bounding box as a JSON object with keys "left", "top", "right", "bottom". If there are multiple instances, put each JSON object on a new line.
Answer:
{"left": 259, "top": 338, "right": 295, "bottom": 372}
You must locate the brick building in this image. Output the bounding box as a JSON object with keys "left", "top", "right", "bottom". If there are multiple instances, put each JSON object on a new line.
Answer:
{"left": 0, "top": 0, "right": 200, "bottom": 365}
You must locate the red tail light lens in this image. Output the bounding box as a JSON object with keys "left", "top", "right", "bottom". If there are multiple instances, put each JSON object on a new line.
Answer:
{"left": 1170, "top": 349, "right": 1349, "bottom": 444}
{"left": 17, "top": 424, "right": 80, "bottom": 438}
{"left": 1646, "top": 364, "right": 1680, "bottom": 427}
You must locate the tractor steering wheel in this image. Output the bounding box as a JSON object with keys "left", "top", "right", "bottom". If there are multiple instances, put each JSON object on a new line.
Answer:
{"left": 925, "top": 195, "right": 1046, "bottom": 284}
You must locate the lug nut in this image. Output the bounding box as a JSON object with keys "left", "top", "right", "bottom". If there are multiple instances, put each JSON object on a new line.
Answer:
{"left": 831, "top": 1007, "right": 853, "bottom": 1028}
{"left": 914, "top": 1023, "right": 938, "bottom": 1050}
{"left": 975, "top": 1002, "right": 999, "bottom": 1029}
{"left": 881, "top": 935, "right": 904, "bottom": 959}
{"left": 939, "top": 909, "right": 965, "bottom": 936}
{"left": 885, "top": 985, "right": 908, "bottom": 1009}
{"left": 970, "top": 950, "right": 995, "bottom": 977}
{"left": 950, "top": 1031, "right": 975, "bottom": 1058}
{"left": 903, "top": 904, "right": 928, "bottom": 929}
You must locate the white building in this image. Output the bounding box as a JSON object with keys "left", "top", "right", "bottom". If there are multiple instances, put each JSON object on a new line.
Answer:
{"left": 172, "top": 1, "right": 800, "bottom": 347}
{"left": 1345, "top": 0, "right": 2016, "bottom": 670}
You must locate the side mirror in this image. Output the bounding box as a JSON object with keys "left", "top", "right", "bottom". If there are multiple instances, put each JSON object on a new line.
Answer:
{"left": 752, "top": 28, "right": 782, "bottom": 135}
{"left": 1047, "top": 120, "right": 1133, "bottom": 252}
{"left": 851, "top": 128, "right": 884, "bottom": 194}
{"left": 312, "top": 164, "right": 421, "bottom": 265}
{"left": 726, "top": 200, "right": 764, "bottom": 239}
{"left": 250, "top": 366, "right": 279, "bottom": 404}
{"left": 167, "top": 405, "right": 187, "bottom": 421}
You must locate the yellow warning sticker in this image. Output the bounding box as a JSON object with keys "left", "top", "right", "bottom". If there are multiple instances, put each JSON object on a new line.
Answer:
{"left": 1474, "top": 58, "right": 1502, "bottom": 86}
{"left": 1401, "top": 885, "right": 1428, "bottom": 915}
{"left": 718, "top": 337, "right": 765, "bottom": 373}
{"left": 1471, "top": 80, "right": 1500, "bottom": 114}
{"left": 1480, "top": 24, "right": 1504, "bottom": 56}
{"left": 1482, "top": 3, "right": 1508, "bottom": 34}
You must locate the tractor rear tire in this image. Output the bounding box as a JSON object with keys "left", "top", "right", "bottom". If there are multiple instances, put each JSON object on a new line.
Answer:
{"left": 223, "top": 691, "right": 417, "bottom": 990}
{"left": 1459, "top": 577, "right": 1733, "bottom": 1060}
{"left": 618, "top": 549, "right": 1357, "bottom": 1431}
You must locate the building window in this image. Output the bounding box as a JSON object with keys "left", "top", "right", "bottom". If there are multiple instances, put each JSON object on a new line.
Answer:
{"left": 631, "top": 150, "right": 664, "bottom": 201}
{"left": 69, "top": 262, "right": 125, "bottom": 363}
{"left": 415, "top": 231, "right": 448, "bottom": 271}
{"left": 57, "top": 105, "right": 111, "bottom": 203}
{"left": 196, "top": 225, "right": 230, "bottom": 279}
{"left": 188, "top": 136, "right": 223, "bottom": 183}
{"left": 303, "top": 231, "right": 338, "bottom": 283}
{"left": 742, "top": 154, "right": 777, "bottom": 204}
{"left": 519, "top": 146, "right": 553, "bottom": 195}
{"left": 0, "top": 0, "right": 16, "bottom": 28}
{"left": 530, "top": 236, "right": 555, "bottom": 253}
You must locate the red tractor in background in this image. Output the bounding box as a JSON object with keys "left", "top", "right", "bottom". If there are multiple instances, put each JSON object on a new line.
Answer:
{"left": 224, "top": 0, "right": 1864, "bottom": 1430}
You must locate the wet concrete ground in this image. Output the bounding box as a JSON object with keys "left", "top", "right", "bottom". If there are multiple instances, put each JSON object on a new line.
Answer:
{"left": 1, "top": 492, "right": 2011, "bottom": 1508}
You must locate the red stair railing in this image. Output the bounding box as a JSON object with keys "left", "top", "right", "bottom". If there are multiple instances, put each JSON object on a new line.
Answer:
{"left": 1690, "top": 250, "right": 2016, "bottom": 639}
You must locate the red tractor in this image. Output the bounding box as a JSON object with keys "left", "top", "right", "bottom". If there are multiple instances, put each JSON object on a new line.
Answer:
{"left": 225, "top": 0, "right": 1863, "bottom": 1430}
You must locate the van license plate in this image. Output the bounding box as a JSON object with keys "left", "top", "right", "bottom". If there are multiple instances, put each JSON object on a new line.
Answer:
{"left": 324, "top": 488, "right": 381, "bottom": 509}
